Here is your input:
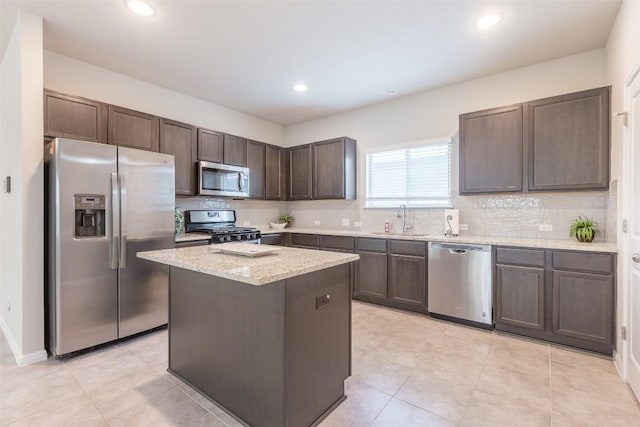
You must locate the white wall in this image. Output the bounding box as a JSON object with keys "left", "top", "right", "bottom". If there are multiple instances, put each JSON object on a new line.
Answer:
{"left": 0, "top": 10, "right": 46, "bottom": 365}
{"left": 43, "top": 51, "right": 285, "bottom": 146}
{"left": 605, "top": 0, "right": 640, "bottom": 376}
{"left": 282, "top": 49, "right": 612, "bottom": 239}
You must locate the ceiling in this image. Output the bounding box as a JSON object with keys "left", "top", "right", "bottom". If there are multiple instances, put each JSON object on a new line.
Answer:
{"left": 0, "top": 1, "right": 621, "bottom": 126}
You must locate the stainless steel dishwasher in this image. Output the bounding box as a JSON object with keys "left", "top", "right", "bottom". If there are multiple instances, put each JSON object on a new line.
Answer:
{"left": 428, "top": 242, "right": 493, "bottom": 326}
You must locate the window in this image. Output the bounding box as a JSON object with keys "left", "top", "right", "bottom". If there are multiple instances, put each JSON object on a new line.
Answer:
{"left": 365, "top": 138, "right": 451, "bottom": 208}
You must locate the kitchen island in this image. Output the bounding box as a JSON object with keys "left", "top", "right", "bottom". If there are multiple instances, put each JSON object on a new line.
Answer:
{"left": 138, "top": 245, "right": 359, "bottom": 427}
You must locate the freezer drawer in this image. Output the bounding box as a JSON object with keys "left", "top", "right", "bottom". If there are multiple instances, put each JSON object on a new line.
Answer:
{"left": 428, "top": 242, "right": 493, "bottom": 325}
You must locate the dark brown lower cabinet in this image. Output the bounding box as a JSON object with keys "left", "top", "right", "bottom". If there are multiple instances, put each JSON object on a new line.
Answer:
{"left": 388, "top": 254, "right": 426, "bottom": 307}
{"left": 552, "top": 270, "right": 614, "bottom": 346}
{"left": 354, "top": 251, "right": 387, "bottom": 300}
{"left": 494, "top": 246, "right": 615, "bottom": 354}
{"left": 260, "top": 233, "right": 286, "bottom": 246}
{"left": 495, "top": 264, "right": 545, "bottom": 331}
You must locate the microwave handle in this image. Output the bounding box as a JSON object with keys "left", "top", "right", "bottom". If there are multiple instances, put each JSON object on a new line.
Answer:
{"left": 239, "top": 172, "right": 245, "bottom": 192}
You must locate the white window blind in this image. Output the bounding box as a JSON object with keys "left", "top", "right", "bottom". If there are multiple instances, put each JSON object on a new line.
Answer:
{"left": 366, "top": 142, "right": 451, "bottom": 208}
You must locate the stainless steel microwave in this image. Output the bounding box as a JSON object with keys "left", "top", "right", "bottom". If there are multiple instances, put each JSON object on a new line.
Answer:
{"left": 197, "top": 161, "right": 250, "bottom": 198}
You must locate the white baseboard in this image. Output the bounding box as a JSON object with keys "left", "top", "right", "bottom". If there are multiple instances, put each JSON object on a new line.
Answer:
{"left": 614, "top": 350, "right": 625, "bottom": 380}
{"left": 0, "top": 313, "right": 48, "bottom": 367}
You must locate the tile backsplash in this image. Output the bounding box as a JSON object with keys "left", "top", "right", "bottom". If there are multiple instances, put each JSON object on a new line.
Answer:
{"left": 177, "top": 188, "right": 615, "bottom": 243}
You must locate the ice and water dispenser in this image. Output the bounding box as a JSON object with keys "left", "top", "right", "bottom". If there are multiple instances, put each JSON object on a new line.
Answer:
{"left": 74, "top": 194, "right": 106, "bottom": 238}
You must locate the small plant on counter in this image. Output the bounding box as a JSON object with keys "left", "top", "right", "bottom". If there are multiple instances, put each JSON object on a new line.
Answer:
{"left": 569, "top": 216, "right": 601, "bottom": 243}
{"left": 278, "top": 214, "right": 294, "bottom": 225}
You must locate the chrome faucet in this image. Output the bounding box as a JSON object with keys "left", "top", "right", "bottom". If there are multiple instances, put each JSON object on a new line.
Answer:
{"left": 396, "top": 203, "right": 412, "bottom": 233}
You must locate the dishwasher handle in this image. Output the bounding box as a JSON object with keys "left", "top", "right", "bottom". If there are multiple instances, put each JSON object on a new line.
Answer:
{"left": 429, "top": 242, "right": 491, "bottom": 252}
{"left": 449, "top": 249, "right": 468, "bottom": 255}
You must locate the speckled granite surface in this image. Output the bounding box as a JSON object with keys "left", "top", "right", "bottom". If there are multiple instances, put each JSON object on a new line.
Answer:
{"left": 258, "top": 227, "right": 617, "bottom": 253}
{"left": 138, "top": 246, "right": 360, "bottom": 286}
{"left": 174, "top": 233, "right": 211, "bottom": 243}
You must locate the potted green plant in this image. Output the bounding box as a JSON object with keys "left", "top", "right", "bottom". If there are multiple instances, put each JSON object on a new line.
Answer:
{"left": 569, "top": 216, "right": 601, "bottom": 243}
{"left": 270, "top": 214, "right": 294, "bottom": 229}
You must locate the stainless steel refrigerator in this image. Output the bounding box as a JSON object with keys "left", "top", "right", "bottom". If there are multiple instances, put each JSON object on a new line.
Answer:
{"left": 45, "top": 138, "right": 175, "bottom": 357}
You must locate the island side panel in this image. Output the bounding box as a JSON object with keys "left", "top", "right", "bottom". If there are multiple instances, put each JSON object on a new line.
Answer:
{"left": 285, "top": 262, "right": 352, "bottom": 427}
{"left": 169, "top": 267, "right": 286, "bottom": 427}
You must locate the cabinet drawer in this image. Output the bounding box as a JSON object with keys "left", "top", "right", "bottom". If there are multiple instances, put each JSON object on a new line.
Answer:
{"left": 320, "top": 236, "right": 354, "bottom": 251}
{"left": 496, "top": 247, "right": 545, "bottom": 267}
{"left": 261, "top": 234, "right": 285, "bottom": 246}
{"left": 289, "top": 234, "right": 319, "bottom": 248}
{"left": 356, "top": 238, "right": 387, "bottom": 253}
{"left": 552, "top": 251, "right": 613, "bottom": 274}
{"left": 389, "top": 240, "right": 426, "bottom": 257}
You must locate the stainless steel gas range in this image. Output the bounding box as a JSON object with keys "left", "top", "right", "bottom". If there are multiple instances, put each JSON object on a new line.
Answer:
{"left": 184, "top": 209, "right": 261, "bottom": 244}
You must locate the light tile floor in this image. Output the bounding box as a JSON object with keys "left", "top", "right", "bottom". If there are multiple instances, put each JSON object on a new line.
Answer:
{"left": 1, "top": 301, "right": 639, "bottom": 426}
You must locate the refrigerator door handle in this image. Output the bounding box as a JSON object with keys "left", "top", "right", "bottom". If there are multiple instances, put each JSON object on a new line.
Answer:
{"left": 119, "top": 174, "right": 127, "bottom": 268}
{"left": 110, "top": 172, "right": 119, "bottom": 269}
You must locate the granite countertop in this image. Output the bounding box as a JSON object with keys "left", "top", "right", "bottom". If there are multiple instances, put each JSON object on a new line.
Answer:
{"left": 258, "top": 227, "right": 618, "bottom": 253}
{"left": 175, "top": 233, "right": 211, "bottom": 243}
{"left": 138, "top": 245, "right": 360, "bottom": 286}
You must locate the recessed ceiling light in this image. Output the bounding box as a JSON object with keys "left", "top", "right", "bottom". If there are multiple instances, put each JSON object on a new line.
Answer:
{"left": 383, "top": 88, "right": 398, "bottom": 95}
{"left": 293, "top": 83, "right": 308, "bottom": 93}
{"left": 127, "top": 0, "right": 155, "bottom": 17}
{"left": 476, "top": 13, "right": 502, "bottom": 29}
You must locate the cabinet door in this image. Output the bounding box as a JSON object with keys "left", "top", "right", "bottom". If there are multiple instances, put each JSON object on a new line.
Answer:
{"left": 289, "top": 145, "right": 313, "bottom": 200}
{"left": 495, "top": 264, "right": 545, "bottom": 331}
{"left": 313, "top": 138, "right": 345, "bottom": 199}
{"left": 265, "top": 145, "right": 282, "bottom": 200}
{"left": 388, "top": 254, "right": 426, "bottom": 307}
{"left": 247, "top": 140, "right": 266, "bottom": 199}
{"left": 197, "top": 128, "right": 223, "bottom": 163}
{"left": 159, "top": 118, "right": 196, "bottom": 195}
{"left": 223, "top": 134, "right": 247, "bottom": 166}
{"left": 44, "top": 90, "right": 107, "bottom": 143}
{"left": 527, "top": 87, "right": 610, "bottom": 191}
{"left": 552, "top": 270, "right": 613, "bottom": 346}
{"left": 108, "top": 105, "right": 159, "bottom": 151}
{"left": 459, "top": 105, "right": 523, "bottom": 194}
{"left": 355, "top": 251, "right": 387, "bottom": 300}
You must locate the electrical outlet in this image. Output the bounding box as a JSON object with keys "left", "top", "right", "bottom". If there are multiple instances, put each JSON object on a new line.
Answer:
{"left": 354, "top": 221, "right": 362, "bottom": 227}
{"left": 314, "top": 220, "right": 321, "bottom": 225}
{"left": 459, "top": 224, "right": 469, "bottom": 231}
{"left": 243, "top": 221, "right": 250, "bottom": 226}
{"left": 341, "top": 218, "right": 349, "bottom": 226}
{"left": 538, "top": 224, "right": 553, "bottom": 232}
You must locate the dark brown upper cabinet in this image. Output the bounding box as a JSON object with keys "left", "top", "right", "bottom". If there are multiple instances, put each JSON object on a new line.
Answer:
{"left": 223, "top": 134, "right": 247, "bottom": 167}
{"left": 197, "top": 128, "right": 223, "bottom": 163}
{"left": 459, "top": 86, "right": 610, "bottom": 194}
{"left": 289, "top": 145, "right": 313, "bottom": 200}
{"left": 247, "top": 140, "right": 266, "bottom": 199}
{"left": 312, "top": 137, "right": 357, "bottom": 200}
{"left": 527, "top": 87, "right": 610, "bottom": 191}
{"left": 159, "top": 118, "right": 197, "bottom": 196}
{"left": 44, "top": 90, "right": 107, "bottom": 143}
{"left": 459, "top": 105, "right": 523, "bottom": 194}
{"left": 108, "top": 105, "right": 159, "bottom": 151}
{"left": 265, "top": 145, "right": 283, "bottom": 200}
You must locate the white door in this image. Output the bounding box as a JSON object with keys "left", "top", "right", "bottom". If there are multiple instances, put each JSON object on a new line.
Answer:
{"left": 626, "top": 68, "right": 640, "bottom": 398}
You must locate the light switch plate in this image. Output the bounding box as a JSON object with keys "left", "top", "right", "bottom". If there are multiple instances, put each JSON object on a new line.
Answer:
{"left": 3, "top": 176, "right": 10, "bottom": 194}
{"left": 538, "top": 224, "right": 553, "bottom": 232}
{"left": 459, "top": 224, "right": 469, "bottom": 231}
{"left": 314, "top": 220, "right": 321, "bottom": 225}
{"left": 354, "top": 221, "right": 362, "bottom": 227}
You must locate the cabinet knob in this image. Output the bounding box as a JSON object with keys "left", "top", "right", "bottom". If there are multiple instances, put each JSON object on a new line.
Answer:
{"left": 633, "top": 253, "right": 640, "bottom": 264}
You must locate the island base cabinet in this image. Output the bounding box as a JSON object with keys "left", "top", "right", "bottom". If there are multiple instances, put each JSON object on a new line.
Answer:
{"left": 168, "top": 264, "right": 352, "bottom": 427}
{"left": 552, "top": 270, "right": 614, "bottom": 346}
